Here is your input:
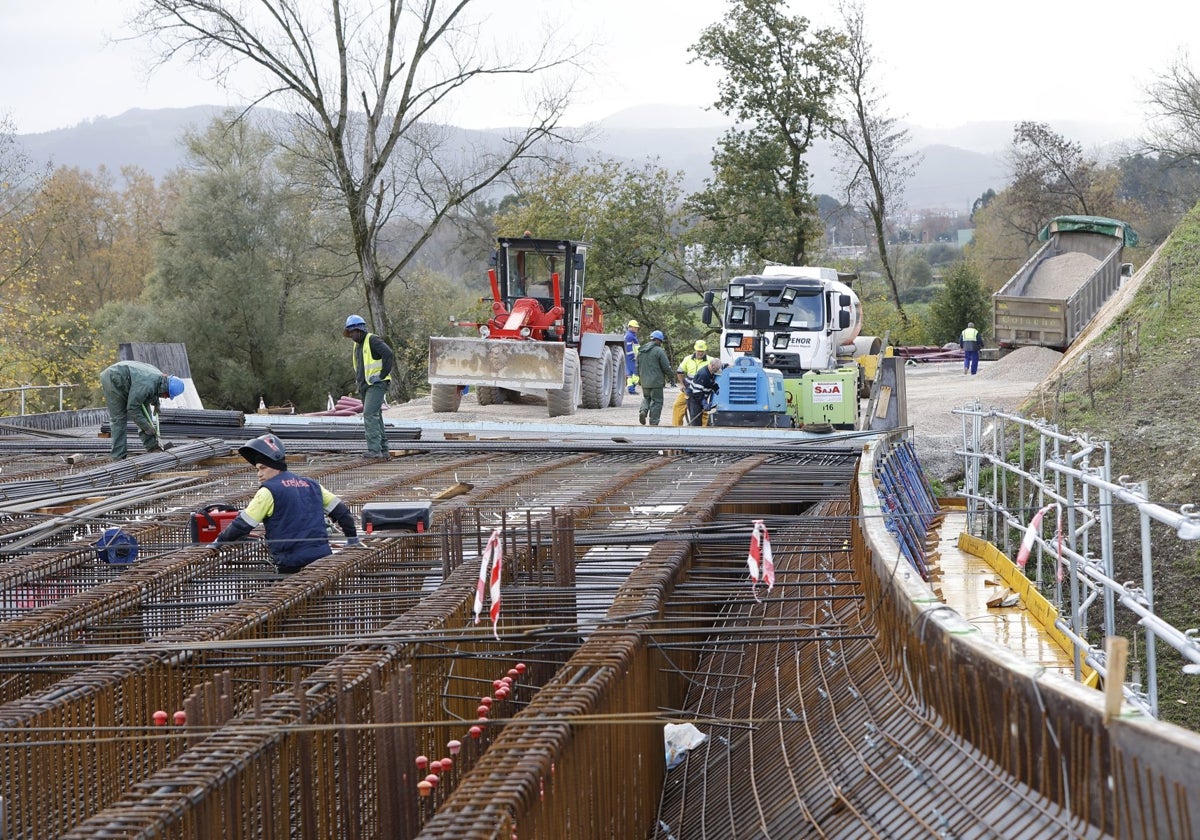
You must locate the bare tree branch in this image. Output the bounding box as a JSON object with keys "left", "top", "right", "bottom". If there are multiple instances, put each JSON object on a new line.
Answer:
{"left": 133, "top": 0, "right": 586, "bottom": 398}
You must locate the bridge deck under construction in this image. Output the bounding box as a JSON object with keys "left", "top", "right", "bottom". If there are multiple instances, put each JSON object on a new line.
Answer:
{"left": 0, "top": 416, "right": 1196, "bottom": 839}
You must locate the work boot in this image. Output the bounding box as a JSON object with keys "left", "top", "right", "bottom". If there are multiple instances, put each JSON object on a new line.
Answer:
{"left": 638, "top": 411, "right": 646, "bottom": 425}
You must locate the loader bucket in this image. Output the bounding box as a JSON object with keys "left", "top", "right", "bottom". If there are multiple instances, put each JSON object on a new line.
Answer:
{"left": 428, "top": 337, "right": 567, "bottom": 390}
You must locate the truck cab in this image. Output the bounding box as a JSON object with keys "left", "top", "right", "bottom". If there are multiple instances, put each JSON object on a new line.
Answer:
{"left": 703, "top": 266, "right": 863, "bottom": 375}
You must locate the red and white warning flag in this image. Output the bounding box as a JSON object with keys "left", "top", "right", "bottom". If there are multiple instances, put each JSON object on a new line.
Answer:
{"left": 1055, "top": 505, "right": 1066, "bottom": 583}
{"left": 1016, "top": 503, "right": 1056, "bottom": 568}
{"left": 747, "top": 520, "right": 775, "bottom": 601}
{"left": 473, "top": 528, "right": 504, "bottom": 639}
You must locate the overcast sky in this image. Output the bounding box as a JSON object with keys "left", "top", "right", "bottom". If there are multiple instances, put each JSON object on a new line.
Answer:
{"left": 2, "top": 0, "right": 1192, "bottom": 135}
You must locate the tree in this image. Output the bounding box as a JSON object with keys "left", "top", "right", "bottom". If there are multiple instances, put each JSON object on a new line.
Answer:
{"left": 1143, "top": 50, "right": 1200, "bottom": 163}
{"left": 19, "top": 165, "right": 169, "bottom": 312}
{"left": 686, "top": 0, "right": 845, "bottom": 267}
{"left": 134, "top": 0, "right": 582, "bottom": 399}
{"left": 927, "top": 260, "right": 991, "bottom": 344}
{"left": 827, "top": 1, "right": 920, "bottom": 326}
{"left": 101, "top": 117, "right": 352, "bottom": 411}
{"left": 1006, "top": 121, "right": 1113, "bottom": 237}
{"left": 494, "top": 158, "right": 700, "bottom": 344}
{"left": 0, "top": 118, "right": 97, "bottom": 413}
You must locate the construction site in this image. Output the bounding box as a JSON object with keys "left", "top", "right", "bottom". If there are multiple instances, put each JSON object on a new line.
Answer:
{"left": 1, "top": 376, "right": 1199, "bottom": 840}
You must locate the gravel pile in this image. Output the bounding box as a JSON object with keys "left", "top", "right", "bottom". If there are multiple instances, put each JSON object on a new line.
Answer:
{"left": 980, "top": 346, "right": 1063, "bottom": 382}
{"left": 1023, "top": 252, "right": 1099, "bottom": 297}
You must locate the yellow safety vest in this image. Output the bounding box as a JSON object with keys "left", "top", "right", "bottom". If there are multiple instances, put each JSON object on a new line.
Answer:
{"left": 354, "top": 332, "right": 390, "bottom": 381}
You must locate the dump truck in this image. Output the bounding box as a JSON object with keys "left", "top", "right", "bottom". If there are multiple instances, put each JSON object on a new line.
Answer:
{"left": 427, "top": 237, "right": 626, "bottom": 417}
{"left": 992, "top": 215, "right": 1136, "bottom": 351}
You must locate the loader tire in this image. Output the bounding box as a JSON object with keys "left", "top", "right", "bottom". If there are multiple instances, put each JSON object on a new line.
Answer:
{"left": 430, "top": 384, "right": 463, "bottom": 413}
{"left": 547, "top": 350, "right": 580, "bottom": 417}
{"left": 475, "top": 386, "right": 500, "bottom": 406}
{"left": 580, "top": 347, "right": 613, "bottom": 409}
{"left": 607, "top": 344, "right": 624, "bottom": 407}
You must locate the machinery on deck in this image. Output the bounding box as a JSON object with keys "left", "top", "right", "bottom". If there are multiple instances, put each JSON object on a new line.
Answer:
{"left": 427, "top": 237, "right": 626, "bottom": 417}
{"left": 702, "top": 266, "right": 885, "bottom": 429}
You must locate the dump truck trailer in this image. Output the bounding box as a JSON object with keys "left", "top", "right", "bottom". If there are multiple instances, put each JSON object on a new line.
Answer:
{"left": 992, "top": 215, "right": 1136, "bottom": 351}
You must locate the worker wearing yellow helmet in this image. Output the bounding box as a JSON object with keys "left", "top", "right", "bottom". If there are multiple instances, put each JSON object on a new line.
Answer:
{"left": 673, "top": 339, "right": 714, "bottom": 425}
{"left": 623, "top": 320, "right": 640, "bottom": 394}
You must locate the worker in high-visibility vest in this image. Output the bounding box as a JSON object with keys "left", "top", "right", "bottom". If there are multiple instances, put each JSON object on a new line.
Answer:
{"left": 673, "top": 340, "right": 714, "bottom": 425}
{"left": 344, "top": 314, "right": 395, "bottom": 459}
{"left": 960, "top": 322, "right": 981, "bottom": 375}
{"left": 623, "top": 320, "right": 640, "bottom": 394}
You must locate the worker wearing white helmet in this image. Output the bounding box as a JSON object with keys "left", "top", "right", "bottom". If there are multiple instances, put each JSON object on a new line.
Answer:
{"left": 960, "top": 321, "right": 981, "bottom": 376}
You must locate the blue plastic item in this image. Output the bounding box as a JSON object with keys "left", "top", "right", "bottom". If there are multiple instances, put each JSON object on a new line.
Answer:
{"left": 94, "top": 528, "right": 138, "bottom": 565}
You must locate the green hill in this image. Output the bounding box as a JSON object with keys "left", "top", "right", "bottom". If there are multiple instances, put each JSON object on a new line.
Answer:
{"left": 1025, "top": 204, "right": 1200, "bottom": 729}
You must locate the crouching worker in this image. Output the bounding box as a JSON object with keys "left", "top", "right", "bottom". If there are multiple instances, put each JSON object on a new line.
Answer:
{"left": 214, "top": 433, "right": 360, "bottom": 572}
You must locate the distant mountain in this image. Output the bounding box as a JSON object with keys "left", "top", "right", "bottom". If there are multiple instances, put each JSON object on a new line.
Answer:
{"left": 13, "top": 105, "right": 1138, "bottom": 213}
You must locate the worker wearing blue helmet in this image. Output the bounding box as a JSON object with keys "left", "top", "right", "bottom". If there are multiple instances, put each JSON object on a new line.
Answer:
{"left": 343, "top": 314, "right": 395, "bottom": 459}
{"left": 99, "top": 360, "right": 185, "bottom": 460}
{"left": 635, "top": 330, "right": 675, "bottom": 425}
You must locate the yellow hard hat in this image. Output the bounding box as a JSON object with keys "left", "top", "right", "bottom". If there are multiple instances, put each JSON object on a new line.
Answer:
{"left": 694, "top": 339, "right": 707, "bottom": 352}
{"left": 627, "top": 320, "right": 639, "bottom": 329}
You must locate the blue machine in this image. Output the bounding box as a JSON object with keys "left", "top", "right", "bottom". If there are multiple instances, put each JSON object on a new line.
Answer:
{"left": 708, "top": 355, "right": 793, "bottom": 427}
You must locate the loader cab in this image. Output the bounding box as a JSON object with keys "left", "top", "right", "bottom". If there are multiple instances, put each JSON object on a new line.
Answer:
{"left": 494, "top": 237, "right": 589, "bottom": 342}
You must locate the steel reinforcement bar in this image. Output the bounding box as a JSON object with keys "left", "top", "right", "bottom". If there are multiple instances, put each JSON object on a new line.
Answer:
{"left": 859, "top": 433, "right": 1200, "bottom": 839}
{"left": 48, "top": 451, "right": 777, "bottom": 838}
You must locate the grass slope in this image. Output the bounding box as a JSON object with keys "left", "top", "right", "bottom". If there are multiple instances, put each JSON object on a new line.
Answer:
{"left": 1025, "top": 205, "right": 1200, "bottom": 730}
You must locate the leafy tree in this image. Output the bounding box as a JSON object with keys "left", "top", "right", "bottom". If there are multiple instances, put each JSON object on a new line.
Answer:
{"left": 494, "top": 158, "right": 700, "bottom": 344}
{"left": 970, "top": 188, "right": 997, "bottom": 223}
{"left": 1006, "top": 121, "right": 1114, "bottom": 237}
{"left": 100, "top": 117, "right": 351, "bottom": 411}
{"left": 134, "top": 0, "right": 582, "bottom": 401}
{"left": 686, "top": 0, "right": 844, "bottom": 266}
{"left": 20, "top": 165, "right": 169, "bottom": 311}
{"left": 927, "top": 260, "right": 991, "bottom": 344}
{"left": 827, "top": 0, "right": 920, "bottom": 325}
{"left": 1117, "top": 152, "right": 1200, "bottom": 247}
{"left": 971, "top": 123, "right": 1142, "bottom": 291}
{"left": 0, "top": 118, "right": 97, "bottom": 413}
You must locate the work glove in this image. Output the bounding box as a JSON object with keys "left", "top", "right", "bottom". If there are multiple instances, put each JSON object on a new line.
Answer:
{"left": 367, "top": 374, "right": 381, "bottom": 385}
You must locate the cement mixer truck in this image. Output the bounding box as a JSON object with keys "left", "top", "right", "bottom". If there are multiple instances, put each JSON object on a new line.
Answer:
{"left": 701, "top": 265, "right": 884, "bottom": 428}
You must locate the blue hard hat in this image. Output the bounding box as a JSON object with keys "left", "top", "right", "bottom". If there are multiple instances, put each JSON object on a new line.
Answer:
{"left": 650, "top": 330, "right": 665, "bottom": 341}
{"left": 344, "top": 314, "right": 367, "bottom": 331}
{"left": 167, "top": 376, "right": 185, "bottom": 399}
